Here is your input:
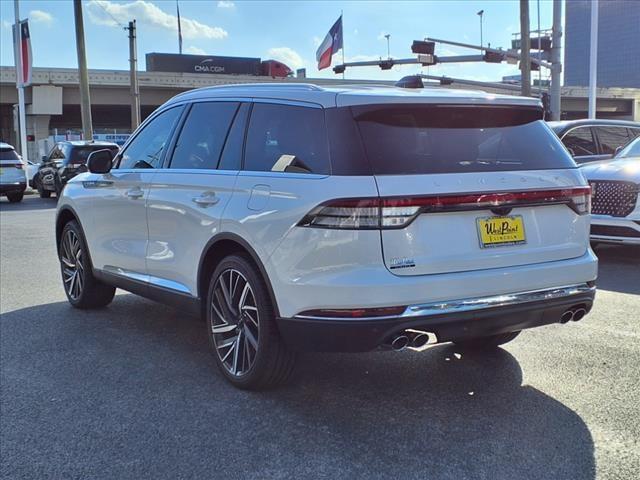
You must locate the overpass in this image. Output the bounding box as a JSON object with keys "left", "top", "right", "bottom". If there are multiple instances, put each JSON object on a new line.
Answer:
{"left": 1, "top": 66, "right": 638, "bottom": 160}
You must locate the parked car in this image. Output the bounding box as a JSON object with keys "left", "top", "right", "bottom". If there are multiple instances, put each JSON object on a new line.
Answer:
{"left": 581, "top": 136, "right": 640, "bottom": 245}
{"left": 548, "top": 119, "right": 640, "bottom": 164}
{"left": 56, "top": 84, "right": 597, "bottom": 389}
{"left": 33, "top": 141, "right": 119, "bottom": 198}
{"left": 0, "top": 142, "right": 27, "bottom": 203}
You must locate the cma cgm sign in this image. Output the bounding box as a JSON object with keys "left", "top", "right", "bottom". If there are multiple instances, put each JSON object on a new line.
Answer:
{"left": 195, "top": 59, "right": 226, "bottom": 73}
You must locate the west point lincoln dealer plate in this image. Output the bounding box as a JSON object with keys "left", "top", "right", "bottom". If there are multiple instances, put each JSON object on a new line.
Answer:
{"left": 477, "top": 215, "right": 526, "bottom": 248}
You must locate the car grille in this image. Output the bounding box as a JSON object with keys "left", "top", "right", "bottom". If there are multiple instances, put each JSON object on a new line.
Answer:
{"left": 589, "top": 180, "right": 639, "bottom": 217}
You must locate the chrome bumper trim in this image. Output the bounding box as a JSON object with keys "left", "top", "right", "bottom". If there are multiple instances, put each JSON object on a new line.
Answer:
{"left": 294, "top": 283, "right": 595, "bottom": 321}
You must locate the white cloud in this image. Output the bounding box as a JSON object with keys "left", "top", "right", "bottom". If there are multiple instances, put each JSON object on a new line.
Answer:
{"left": 30, "top": 10, "right": 54, "bottom": 25}
{"left": 87, "top": 0, "right": 227, "bottom": 40}
{"left": 217, "top": 1, "right": 235, "bottom": 8}
{"left": 312, "top": 36, "right": 322, "bottom": 47}
{"left": 185, "top": 45, "right": 206, "bottom": 55}
{"left": 1, "top": 20, "right": 12, "bottom": 30}
{"left": 267, "top": 47, "right": 305, "bottom": 70}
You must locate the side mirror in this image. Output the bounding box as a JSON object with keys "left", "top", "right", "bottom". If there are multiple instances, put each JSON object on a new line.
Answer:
{"left": 87, "top": 149, "right": 114, "bottom": 174}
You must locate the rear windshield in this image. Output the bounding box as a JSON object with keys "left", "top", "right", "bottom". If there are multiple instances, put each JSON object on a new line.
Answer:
{"left": 351, "top": 105, "right": 575, "bottom": 174}
{"left": 0, "top": 148, "right": 20, "bottom": 161}
{"left": 70, "top": 146, "right": 118, "bottom": 164}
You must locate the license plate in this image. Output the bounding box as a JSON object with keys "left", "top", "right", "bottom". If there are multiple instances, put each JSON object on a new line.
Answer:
{"left": 477, "top": 215, "right": 526, "bottom": 248}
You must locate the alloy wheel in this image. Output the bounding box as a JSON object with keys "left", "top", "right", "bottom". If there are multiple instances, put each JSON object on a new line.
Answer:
{"left": 210, "top": 268, "right": 260, "bottom": 377}
{"left": 61, "top": 229, "right": 84, "bottom": 301}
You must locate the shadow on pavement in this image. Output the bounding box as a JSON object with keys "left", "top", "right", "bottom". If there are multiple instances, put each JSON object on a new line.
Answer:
{"left": 1, "top": 296, "right": 595, "bottom": 479}
{"left": 0, "top": 195, "right": 57, "bottom": 211}
{"left": 594, "top": 244, "right": 640, "bottom": 295}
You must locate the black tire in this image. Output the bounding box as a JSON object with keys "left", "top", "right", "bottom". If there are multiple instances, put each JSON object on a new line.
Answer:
{"left": 453, "top": 331, "right": 521, "bottom": 351}
{"left": 55, "top": 181, "right": 62, "bottom": 198}
{"left": 59, "top": 220, "right": 115, "bottom": 309}
{"left": 206, "top": 254, "right": 295, "bottom": 390}
{"left": 38, "top": 184, "right": 51, "bottom": 198}
{"left": 6, "top": 192, "right": 24, "bottom": 203}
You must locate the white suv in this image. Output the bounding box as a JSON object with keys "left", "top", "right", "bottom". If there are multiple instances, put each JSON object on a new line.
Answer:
{"left": 56, "top": 84, "right": 597, "bottom": 389}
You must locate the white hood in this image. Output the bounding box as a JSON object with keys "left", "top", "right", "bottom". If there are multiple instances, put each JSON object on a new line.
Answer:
{"left": 580, "top": 157, "right": 640, "bottom": 183}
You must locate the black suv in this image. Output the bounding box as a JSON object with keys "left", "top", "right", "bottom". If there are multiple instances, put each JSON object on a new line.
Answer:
{"left": 33, "top": 141, "right": 119, "bottom": 198}
{"left": 548, "top": 119, "right": 640, "bottom": 164}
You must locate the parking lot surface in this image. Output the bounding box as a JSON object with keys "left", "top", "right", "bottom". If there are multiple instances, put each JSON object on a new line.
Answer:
{"left": 1, "top": 196, "right": 639, "bottom": 480}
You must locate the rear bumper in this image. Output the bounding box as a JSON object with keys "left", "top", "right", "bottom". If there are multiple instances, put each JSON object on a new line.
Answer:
{"left": 276, "top": 283, "right": 596, "bottom": 352}
{"left": 0, "top": 182, "right": 26, "bottom": 194}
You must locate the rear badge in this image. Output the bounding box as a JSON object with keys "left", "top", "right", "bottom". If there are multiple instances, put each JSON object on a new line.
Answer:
{"left": 389, "top": 257, "right": 416, "bottom": 269}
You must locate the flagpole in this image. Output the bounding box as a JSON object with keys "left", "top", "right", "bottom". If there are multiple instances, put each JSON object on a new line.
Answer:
{"left": 341, "top": 10, "right": 345, "bottom": 79}
{"left": 13, "top": 0, "right": 28, "bottom": 164}
{"left": 176, "top": 0, "right": 183, "bottom": 54}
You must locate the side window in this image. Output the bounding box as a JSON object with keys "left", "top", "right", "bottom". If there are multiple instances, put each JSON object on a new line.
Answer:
{"left": 219, "top": 103, "right": 250, "bottom": 171}
{"left": 628, "top": 128, "right": 640, "bottom": 140}
{"left": 119, "top": 107, "right": 182, "bottom": 169}
{"left": 596, "top": 127, "right": 631, "bottom": 155}
{"left": 169, "top": 102, "right": 238, "bottom": 170}
{"left": 563, "top": 127, "right": 597, "bottom": 157}
{"left": 244, "top": 103, "right": 330, "bottom": 174}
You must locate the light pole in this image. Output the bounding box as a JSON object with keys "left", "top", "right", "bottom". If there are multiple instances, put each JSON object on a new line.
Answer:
{"left": 477, "top": 10, "right": 484, "bottom": 49}
{"left": 384, "top": 34, "right": 391, "bottom": 59}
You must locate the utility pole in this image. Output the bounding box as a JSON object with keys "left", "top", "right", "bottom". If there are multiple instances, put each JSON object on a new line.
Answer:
{"left": 477, "top": 10, "right": 484, "bottom": 49}
{"left": 73, "top": 0, "right": 92, "bottom": 141}
{"left": 13, "top": 0, "right": 28, "bottom": 163}
{"left": 126, "top": 20, "right": 141, "bottom": 130}
{"left": 384, "top": 34, "right": 391, "bottom": 59}
{"left": 588, "top": 0, "right": 598, "bottom": 119}
{"left": 550, "top": 0, "right": 562, "bottom": 120}
{"left": 519, "top": 0, "right": 531, "bottom": 97}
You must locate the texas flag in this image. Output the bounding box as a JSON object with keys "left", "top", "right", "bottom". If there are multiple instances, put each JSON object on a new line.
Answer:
{"left": 316, "top": 16, "right": 343, "bottom": 70}
{"left": 13, "top": 20, "right": 32, "bottom": 87}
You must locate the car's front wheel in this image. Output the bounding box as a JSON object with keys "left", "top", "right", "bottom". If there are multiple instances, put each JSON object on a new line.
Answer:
{"left": 6, "top": 192, "right": 24, "bottom": 203}
{"left": 59, "top": 220, "right": 115, "bottom": 309}
{"left": 452, "top": 331, "right": 520, "bottom": 351}
{"left": 207, "top": 254, "right": 295, "bottom": 390}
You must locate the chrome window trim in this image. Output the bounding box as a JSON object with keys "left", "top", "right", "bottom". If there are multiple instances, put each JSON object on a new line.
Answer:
{"left": 293, "top": 283, "right": 595, "bottom": 321}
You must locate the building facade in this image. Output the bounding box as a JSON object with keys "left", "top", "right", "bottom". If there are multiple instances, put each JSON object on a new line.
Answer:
{"left": 565, "top": 0, "right": 640, "bottom": 88}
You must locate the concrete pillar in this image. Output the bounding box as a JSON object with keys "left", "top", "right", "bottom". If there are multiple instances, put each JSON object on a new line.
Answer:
{"left": 26, "top": 114, "right": 51, "bottom": 161}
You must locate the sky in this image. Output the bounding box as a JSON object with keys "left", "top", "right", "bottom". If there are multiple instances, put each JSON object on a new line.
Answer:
{"left": 0, "top": 0, "right": 555, "bottom": 82}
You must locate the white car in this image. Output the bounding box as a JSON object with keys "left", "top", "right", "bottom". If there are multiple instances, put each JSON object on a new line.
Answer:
{"left": 56, "top": 84, "right": 597, "bottom": 389}
{"left": 0, "top": 142, "right": 27, "bottom": 203}
{"left": 581, "top": 137, "right": 640, "bottom": 245}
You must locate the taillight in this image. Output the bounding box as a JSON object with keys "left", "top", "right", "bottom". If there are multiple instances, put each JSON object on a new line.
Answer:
{"left": 14, "top": 163, "right": 23, "bottom": 169}
{"left": 296, "top": 305, "right": 407, "bottom": 319}
{"left": 299, "top": 186, "right": 592, "bottom": 230}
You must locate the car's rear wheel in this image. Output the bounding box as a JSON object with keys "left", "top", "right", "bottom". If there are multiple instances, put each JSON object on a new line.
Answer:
{"left": 59, "top": 220, "right": 115, "bottom": 309}
{"left": 6, "top": 192, "right": 24, "bottom": 203}
{"left": 207, "top": 254, "right": 295, "bottom": 390}
{"left": 452, "top": 331, "right": 521, "bottom": 350}
{"left": 37, "top": 184, "right": 51, "bottom": 198}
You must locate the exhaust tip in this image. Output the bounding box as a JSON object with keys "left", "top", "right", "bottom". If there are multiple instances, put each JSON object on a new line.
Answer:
{"left": 391, "top": 335, "right": 410, "bottom": 351}
{"left": 411, "top": 333, "right": 430, "bottom": 348}
{"left": 572, "top": 308, "right": 587, "bottom": 322}
{"left": 560, "top": 310, "right": 574, "bottom": 323}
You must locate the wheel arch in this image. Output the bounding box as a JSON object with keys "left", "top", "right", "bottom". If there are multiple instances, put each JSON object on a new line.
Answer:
{"left": 55, "top": 206, "right": 95, "bottom": 271}
{"left": 197, "top": 233, "right": 280, "bottom": 318}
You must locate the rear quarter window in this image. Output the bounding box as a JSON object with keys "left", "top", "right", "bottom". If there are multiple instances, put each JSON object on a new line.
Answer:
{"left": 351, "top": 105, "right": 575, "bottom": 175}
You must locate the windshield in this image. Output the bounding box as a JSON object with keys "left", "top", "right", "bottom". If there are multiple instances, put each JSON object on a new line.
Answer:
{"left": 70, "top": 146, "right": 118, "bottom": 164}
{"left": 0, "top": 148, "right": 20, "bottom": 161}
{"left": 616, "top": 137, "right": 640, "bottom": 158}
{"left": 352, "top": 105, "right": 575, "bottom": 174}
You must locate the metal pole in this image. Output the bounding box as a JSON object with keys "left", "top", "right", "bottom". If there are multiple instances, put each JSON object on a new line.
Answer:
{"left": 478, "top": 11, "right": 483, "bottom": 49}
{"left": 385, "top": 34, "right": 391, "bottom": 59}
{"left": 127, "top": 20, "right": 141, "bottom": 130}
{"left": 537, "top": 0, "right": 542, "bottom": 97}
{"left": 13, "top": 0, "right": 28, "bottom": 163}
{"left": 73, "top": 0, "right": 93, "bottom": 140}
{"left": 519, "top": 0, "right": 531, "bottom": 97}
{"left": 588, "top": 0, "right": 598, "bottom": 119}
{"left": 550, "top": 0, "right": 562, "bottom": 120}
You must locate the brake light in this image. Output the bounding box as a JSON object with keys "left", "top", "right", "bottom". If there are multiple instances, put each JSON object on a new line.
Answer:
{"left": 299, "top": 187, "right": 592, "bottom": 230}
{"left": 14, "top": 163, "right": 23, "bottom": 169}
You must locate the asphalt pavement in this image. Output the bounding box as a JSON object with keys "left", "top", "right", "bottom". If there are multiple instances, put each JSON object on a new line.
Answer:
{"left": 1, "top": 196, "right": 639, "bottom": 480}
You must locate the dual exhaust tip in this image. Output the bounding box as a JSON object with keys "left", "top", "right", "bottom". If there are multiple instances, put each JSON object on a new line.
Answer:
{"left": 388, "top": 330, "right": 436, "bottom": 351}
{"left": 560, "top": 305, "right": 587, "bottom": 324}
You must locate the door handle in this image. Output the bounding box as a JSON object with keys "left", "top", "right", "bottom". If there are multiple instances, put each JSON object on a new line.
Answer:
{"left": 192, "top": 192, "right": 219, "bottom": 207}
{"left": 126, "top": 188, "right": 144, "bottom": 199}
